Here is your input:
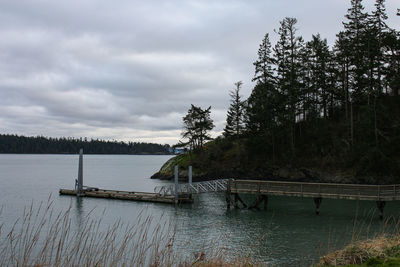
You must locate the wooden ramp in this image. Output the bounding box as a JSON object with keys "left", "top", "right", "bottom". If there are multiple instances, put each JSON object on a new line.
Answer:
{"left": 59, "top": 188, "right": 193, "bottom": 204}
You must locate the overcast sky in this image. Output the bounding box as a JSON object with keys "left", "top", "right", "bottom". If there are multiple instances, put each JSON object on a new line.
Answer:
{"left": 0, "top": 0, "right": 398, "bottom": 144}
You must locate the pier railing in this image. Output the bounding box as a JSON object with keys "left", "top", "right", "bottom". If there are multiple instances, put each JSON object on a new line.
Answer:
{"left": 154, "top": 179, "right": 228, "bottom": 195}
{"left": 154, "top": 179, "right": 400, "bottom": 201}
{"left": 229, "top": 180, "right": 400, "bottom": 201}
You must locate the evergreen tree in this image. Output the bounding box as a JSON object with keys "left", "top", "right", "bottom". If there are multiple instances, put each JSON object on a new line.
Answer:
{"left": 246, "top": 82, "right": 281, "bottom": 161}
{"left": 343, "top": 0, "right": 369, "bottom": 104}
{"left": 369, "top": 0, "right": 389, "bottom": 95}
{"left": 253, "top": 34, "right": 275, "bottom": 85}
{"left": 334, "top": 29, "right": 356, "bottom": 134}
{"left": 246, "top": 33, "right": 283, "bottom": 160}
{"left": 224, "top": 81, "right": 246, "bottom": 138}
{"left": 274, "top": 17, "right": 304, "bottom": 155}
{"left": 382, "top": 30, "right": 400, "bottom": 96}
{"left": 306, "top": 34, "right": 332, "bottom": 119}
{"left": 181, "top": 105, "right": 214, "bottom": 151}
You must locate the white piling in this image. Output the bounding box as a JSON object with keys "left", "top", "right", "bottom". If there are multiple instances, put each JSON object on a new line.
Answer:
{"left": 189, "top": 166, "right": 192, "bottom": 186}
{"left": 174, "top": 165, "right": 179, "bottom": 205}
{"left": 77, "top": 148, "right": 84, "bottom": 196}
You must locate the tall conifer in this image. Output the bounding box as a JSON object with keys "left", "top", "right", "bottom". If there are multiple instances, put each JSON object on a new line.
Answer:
{"left": 224, "top": 81, "right": 246, "bottom": 138}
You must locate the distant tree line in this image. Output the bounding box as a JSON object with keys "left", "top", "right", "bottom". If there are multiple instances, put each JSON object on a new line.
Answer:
{"left": 0, "top": 134, "right": 171, "bottom": 154}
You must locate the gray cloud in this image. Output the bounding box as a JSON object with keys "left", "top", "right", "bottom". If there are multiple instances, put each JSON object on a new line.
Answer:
{"left": 0, "top": 0, "right": 399, "bottom": 144}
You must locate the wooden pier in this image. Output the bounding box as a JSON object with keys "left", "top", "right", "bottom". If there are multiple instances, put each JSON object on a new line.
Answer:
{"left": 226, "top": 180, "right": 400, "bottom": 219}
{"left": 60, "top": 150, "right": 398, "bottom": 216}
{"left": 59, "top": 188, "right": 193, "bottom": 204}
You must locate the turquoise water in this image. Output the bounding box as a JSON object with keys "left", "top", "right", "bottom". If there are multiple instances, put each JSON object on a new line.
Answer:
{"left": 0, "top": 154, "right": 398, "bottom": 266}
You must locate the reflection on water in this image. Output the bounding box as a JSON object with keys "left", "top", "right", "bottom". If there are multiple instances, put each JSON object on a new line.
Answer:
{"left": 0, "top": 154, "right": 398, "bottom": 266}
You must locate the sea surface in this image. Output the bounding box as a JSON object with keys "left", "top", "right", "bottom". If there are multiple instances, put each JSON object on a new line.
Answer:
{"left": 0, "top": 154, "right": 398, "bottom": 266}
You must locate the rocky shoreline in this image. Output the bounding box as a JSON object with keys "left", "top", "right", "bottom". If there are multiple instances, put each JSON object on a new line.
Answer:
{"left": 150, "top": 158, "right": 382, "bottom": 185}
{"left": 150, "top": 150, "right": 398, "bottom": 185}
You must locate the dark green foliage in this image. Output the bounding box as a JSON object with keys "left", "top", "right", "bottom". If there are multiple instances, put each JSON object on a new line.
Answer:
{"left": 246, "top": 82, "right": 281, "bottom": 161}
{"left": 156, "top": 0, "right": 400, "bottom": 182}
{"left": 215, "top": 0, "right": 400, "bottom": 182}
{"left": 0, "top": 134, "right": 171, "bottom": 154}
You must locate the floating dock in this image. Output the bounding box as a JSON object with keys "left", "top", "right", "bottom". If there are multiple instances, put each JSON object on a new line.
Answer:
{"left": 59, "top": 149, "right": 193, "bottom": 205}
{"left": 59, "top": 188, "right": 193, "bottom": 204}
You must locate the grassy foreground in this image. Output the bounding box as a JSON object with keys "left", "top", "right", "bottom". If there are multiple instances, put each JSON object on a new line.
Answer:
{"left": 0, "top": 199, "right": 264, "bottom": 267}
{"left": 3, "top": 198, "right": 400, "bottom": 266}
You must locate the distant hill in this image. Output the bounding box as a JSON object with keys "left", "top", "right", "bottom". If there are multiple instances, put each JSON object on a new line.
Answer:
{"left": 0, "top": 134, "right": 172, "bottom": 155}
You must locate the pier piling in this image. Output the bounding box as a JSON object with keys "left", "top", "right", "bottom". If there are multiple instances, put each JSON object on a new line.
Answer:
{"left": 313, "top": 197, "right": 322, "bottom": 215}
{"left": 77, "top": 148, "right": 84, "bottom": 197}
{"left": 174, "top": 165, "right": 179, "bottom": 205}
{"left": 376, "top": 201, "right": 386, "bottom": 220}
{"left": 188, "top": 166, "right": 192, "bottom": 185}
{"left": 226, "top": 179, "right": 231, "bottom": 209}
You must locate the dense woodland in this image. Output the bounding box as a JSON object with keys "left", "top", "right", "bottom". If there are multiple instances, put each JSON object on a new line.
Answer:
{"left": 0, "top": 134, "right": 171, "bottom": 154}
{"left": 173, "top": 0, "right": 400, "bottom": 183}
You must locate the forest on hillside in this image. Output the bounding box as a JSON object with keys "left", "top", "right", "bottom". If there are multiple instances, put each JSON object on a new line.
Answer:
{"left": 0, "top": 134, "right": 171, "bottom": 154}
{"left": 172, "top": 0, "right": 400, "bottom": 182}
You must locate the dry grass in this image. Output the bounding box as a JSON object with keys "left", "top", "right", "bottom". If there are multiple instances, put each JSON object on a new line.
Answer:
{"left": 0, "top": 197, "right": 265, "bottom": 267}
{"left": 317, "top": 214, "right": 400, "bottom": 266}
{"left": 0, "top": 197, "right": 176, "bottom": 267}
{"left": 318, "top": 235, "right": 400, "bottom": 266}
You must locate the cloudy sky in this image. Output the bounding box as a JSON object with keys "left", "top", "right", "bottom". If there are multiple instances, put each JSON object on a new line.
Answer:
{"left": 0, "top": 0, "right": 398, "bottom": 144}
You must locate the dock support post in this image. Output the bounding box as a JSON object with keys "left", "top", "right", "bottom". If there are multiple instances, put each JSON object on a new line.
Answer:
{"left": 313, "top": 197, "right": 322, "bottom": 215}
{"left": 263, "top": 195, "right": 268, "bottom": 210}
{"left": 376, "top": 201, "right": 386, "bottom": 220}
{"left": 226, "top": 179, "right": 231, "bottom": 209}
{"left": 174, "top": 165, "right": 179, "bottom": 205}
{"left": 234, "top": 193, "right": 239, "bottom": 209}
{"left": 188, "top": 166, "right": 192, "bottom": 185}
{"left": 234, "top": 193, "right": 247, "bottom": 209}
{"left": 249, "top": 195, "right": 263, "bottom": 210}
{"left": 188, "top": 166, "right": 193, "bottom": 199}
{"left": 77, "top": 148, "right": 84, "bottom": 197}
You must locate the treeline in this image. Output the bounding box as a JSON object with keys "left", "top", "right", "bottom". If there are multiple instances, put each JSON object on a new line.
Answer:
{"left": 229, "top": 0, "right": 399, "bottom": 175}
{"left": 180, "top": 0, "right": 399, "bottom": 178}
{"left": 0, "top": 134, "right": 171, "bottom": 155}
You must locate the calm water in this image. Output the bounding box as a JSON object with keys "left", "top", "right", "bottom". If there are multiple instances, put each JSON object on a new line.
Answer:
{"left": 0, "top": 154, "right": 399, "bottom": 266}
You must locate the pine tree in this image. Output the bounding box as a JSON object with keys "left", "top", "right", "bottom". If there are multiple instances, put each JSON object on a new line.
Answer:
{"left": 382, "top": 30, "right": 400, "bottom": 96}
{"left": 253, "top": 34, "right": 275, "bottom": 85}
{"left": 343, "top": 0, "right": 369, "bottom": 104}
{"left": 224, "top": 81, "right": 246, "bottom": 138}
{"left": 306, "top": 34, "right": 332, "bottom": 119}
{"left": 274, "top": 17, "right": 304, "bottom": 155}
{"left": 334, "top": 31, "right": 352, "bottom": 121}
{"left": 369, "top": 0, "right": 389, "bottom": 94}
{"left": 181, "top": 105, "right": 214, "bottom": 151}
{"left": 246, "top": 82, "right": 281, "bottom": 161}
